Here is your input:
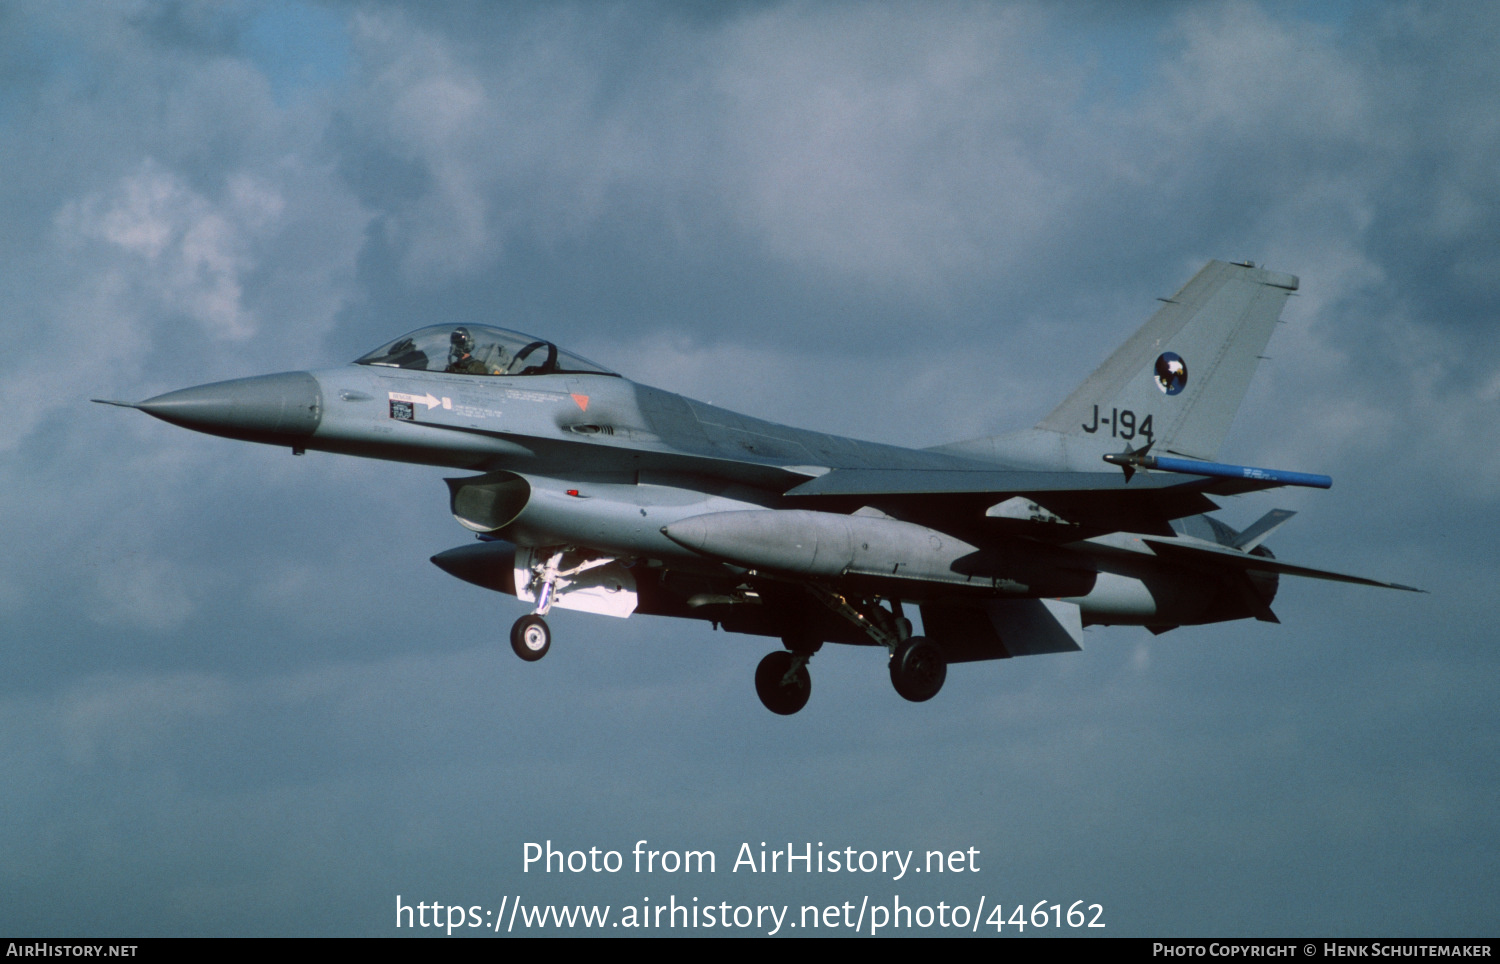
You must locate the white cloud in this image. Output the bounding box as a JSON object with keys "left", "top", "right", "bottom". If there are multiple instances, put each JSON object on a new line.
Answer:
{"left": 60, "top": 162, "right": 265, "bottom": 340}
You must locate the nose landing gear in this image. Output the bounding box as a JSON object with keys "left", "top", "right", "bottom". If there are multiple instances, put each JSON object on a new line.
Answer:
{"left": 505, "top": 547, "right": 631, "bottom": 663}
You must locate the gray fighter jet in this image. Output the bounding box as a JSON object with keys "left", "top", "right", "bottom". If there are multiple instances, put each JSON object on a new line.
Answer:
{"left": 98, "top": 260, "right": 1419, "bottom": 715}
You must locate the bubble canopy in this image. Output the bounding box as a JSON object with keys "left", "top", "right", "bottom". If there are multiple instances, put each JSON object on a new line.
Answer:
{"left": 354, "top": 325, "right": 618, "bottom": 378}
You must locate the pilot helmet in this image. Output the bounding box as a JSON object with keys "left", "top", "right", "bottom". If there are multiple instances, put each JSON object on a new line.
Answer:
{"left": 450, "top": 327, "right": 474, "bottom": 355}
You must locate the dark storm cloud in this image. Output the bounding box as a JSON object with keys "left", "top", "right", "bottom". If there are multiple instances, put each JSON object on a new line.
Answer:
{"left": 2, "top": 0, "right": 1496, "bottom": 935}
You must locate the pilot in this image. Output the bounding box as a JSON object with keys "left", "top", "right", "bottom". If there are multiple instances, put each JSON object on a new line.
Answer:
{"left": 446, "top": 327, "right": 491, "bottom": 374}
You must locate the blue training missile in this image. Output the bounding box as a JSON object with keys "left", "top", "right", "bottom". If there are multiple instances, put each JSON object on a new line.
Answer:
{"left": 1103, "top": 444, "right": 1331, "bottom": 489}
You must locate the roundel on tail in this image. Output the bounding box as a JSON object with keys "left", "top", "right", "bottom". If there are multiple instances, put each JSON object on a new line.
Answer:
{"left": 1154, "top": 352, "right": 1187, "bottom": 395}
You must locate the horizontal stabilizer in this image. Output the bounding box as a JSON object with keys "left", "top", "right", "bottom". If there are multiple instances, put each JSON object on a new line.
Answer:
{"left": 1142, "top": 537, "right": 1424, "bottom": 592}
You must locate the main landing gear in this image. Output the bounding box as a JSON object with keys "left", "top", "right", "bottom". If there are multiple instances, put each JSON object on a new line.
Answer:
{"left": 888, "top": 636, "right": 946, "bottom": 702}
{"left": 752, "top": 591, "right": 948, "bottom": 715}
{"left": 754, "top": 649, "right": 811, "bottom": 716}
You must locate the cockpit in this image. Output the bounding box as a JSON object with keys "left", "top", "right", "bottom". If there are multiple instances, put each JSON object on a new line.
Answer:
{"left": 354, "top": 325, "right": 618, "bottom": 378}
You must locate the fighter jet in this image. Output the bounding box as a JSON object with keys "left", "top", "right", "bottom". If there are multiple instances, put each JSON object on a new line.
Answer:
{"left": 98, "top": 260, "right": 1419, "bottom": 715}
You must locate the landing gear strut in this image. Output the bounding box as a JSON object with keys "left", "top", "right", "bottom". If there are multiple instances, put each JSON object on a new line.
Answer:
{"left": 805, "top": 587, "right": 947, "bottom": 702}
{"left": 508, "top": 549, "right": 566, "bottom": 663}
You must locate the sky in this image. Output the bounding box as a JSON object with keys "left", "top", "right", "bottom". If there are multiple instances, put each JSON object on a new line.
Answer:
{"left": 2, "top": 0, "right": 1496, "bottom": 938}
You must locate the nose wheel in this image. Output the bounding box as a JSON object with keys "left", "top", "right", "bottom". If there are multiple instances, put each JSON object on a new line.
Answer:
{"left": 510, "top": 614, "right": 552, "bottom": 661}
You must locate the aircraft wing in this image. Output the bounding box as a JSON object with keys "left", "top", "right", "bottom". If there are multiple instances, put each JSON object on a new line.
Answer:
{"left": 783, "top": 467, "right": 1287, "bottom": 533}
{"left": 784, "top": 467, "right": 1283, "bottom": 498}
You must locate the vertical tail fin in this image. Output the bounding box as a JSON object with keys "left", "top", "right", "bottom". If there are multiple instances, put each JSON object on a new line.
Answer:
{"left": 1035, "top": 260, "right": 1297, "bottom": 460}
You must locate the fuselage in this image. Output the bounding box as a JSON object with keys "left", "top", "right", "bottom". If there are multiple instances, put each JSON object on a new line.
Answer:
{"left": 130, "top": 350, "right": 1273, "bottom": 630}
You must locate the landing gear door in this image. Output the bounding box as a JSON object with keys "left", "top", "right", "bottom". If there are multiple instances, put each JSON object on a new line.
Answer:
{"left": 513, "top": 546, "right": 639, "bottom": 619}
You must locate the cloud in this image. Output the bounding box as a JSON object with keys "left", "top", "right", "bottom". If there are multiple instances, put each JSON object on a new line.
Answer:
{"left": 58, "top": 161, "right": 275, "bottom": 341}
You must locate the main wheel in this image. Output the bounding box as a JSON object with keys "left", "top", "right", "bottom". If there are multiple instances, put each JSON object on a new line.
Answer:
{"left": 889, "top": 636, "right": 946, "bottom": 702}
{"left": 755, "top": 650, "right": 811, "bottom": 715}
{"left": 510, "top": 614, "right": 551, "bottom": 661}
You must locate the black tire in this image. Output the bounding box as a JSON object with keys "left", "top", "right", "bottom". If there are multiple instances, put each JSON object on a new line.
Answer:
{"left": 510, "top": 614, "right": 551, "bottom": 661}
{"left": 889, "top": 636, "right": 946, "bottom": 702}
{"left": 754, "top": 650, "right": 811, "bottom": 715}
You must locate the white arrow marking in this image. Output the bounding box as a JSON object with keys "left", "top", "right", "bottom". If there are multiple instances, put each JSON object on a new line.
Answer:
{"left": 387, "top": 392, "right": 444, "bottom": 410}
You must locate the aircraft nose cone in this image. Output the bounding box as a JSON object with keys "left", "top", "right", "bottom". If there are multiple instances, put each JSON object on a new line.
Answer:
{"left": 134, "top": 371, "right": 322, "bottom": 444}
